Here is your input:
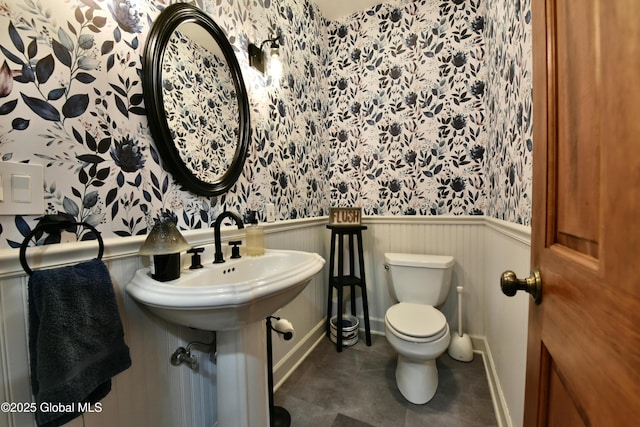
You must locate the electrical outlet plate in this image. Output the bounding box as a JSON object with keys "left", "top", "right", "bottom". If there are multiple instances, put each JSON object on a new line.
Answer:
{"left": 0, "top": 162, "right": 44, "bottom": 216}
{"left": 265, "top": 203, "right": 276, "bottom": 223}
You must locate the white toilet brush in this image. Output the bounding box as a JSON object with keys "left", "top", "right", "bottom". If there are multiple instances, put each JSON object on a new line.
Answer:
{"left": 448, "top": 286, "right": 474, "bottom": 362}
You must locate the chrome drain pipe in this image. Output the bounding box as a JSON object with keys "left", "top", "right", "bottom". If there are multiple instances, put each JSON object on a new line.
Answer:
{"left": 170, "top": 334, "right": 216, "bottom": 370}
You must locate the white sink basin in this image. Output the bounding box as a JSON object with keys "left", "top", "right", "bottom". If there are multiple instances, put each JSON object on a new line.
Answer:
{"left": 126, "top": 249, "right": 325, "bottom": 330}
{"left": 127, "top": 248, "right": 325, "bottom": 426}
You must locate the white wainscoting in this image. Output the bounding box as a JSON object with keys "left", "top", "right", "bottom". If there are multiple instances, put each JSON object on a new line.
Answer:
{"left": 333, "top": 216, "right": 531, "bottom": 427}
{"left": 0, "top": 218, "right": 328, "bottom": 427}
{"left": 1, "top": 250, "right": 220, "bottom": 427}
{"left": 353, "top": 216, "right": 486, "bottom": 338}
{"left": 482, "top": 218, "right": 531, "bottom": 427}
{"left": 0, "top": 216, "right": 530, "bottom": 427}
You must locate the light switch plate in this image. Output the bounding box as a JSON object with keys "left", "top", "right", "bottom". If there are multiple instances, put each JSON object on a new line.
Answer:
{"left": 265, "top": 203, "right": 276, "bottom": 223}
{"left": 0, "top": 162, "right": 44, "bottom": 215}
{"left": 12, "top": 174, "right": 31, "bottom": 203}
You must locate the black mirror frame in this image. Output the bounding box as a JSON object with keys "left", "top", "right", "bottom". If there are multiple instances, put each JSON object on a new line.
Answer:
{"left": 142, "top": 3, "right": 250, "bottom": 197}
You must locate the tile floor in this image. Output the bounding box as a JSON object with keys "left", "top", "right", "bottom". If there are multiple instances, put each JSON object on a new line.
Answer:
{"left": 274, "top": 334, "right": 498, "bottom": 427}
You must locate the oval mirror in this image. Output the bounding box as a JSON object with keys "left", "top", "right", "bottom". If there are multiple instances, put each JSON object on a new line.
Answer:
{"left": 142, "top": 3, "right": 250, "bottom": 196}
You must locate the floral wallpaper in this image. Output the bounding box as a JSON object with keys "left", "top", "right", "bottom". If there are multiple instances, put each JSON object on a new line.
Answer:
{"left": 0, "top": 0, "right": 532, "bottom": 250}
{"left": 484, "top": 0, "right": 533, "bottom": 226}
{"left": 325, "top": 0, "right": 532, "bottom": 223}
{"left": 163, "top": 29, "right": 239, "bottom": 182}
{"left": 0, "top": 0, "right": 330, "bottom": 248}
{"left": 326, "top": 0, "right": 487, "bottom": 216}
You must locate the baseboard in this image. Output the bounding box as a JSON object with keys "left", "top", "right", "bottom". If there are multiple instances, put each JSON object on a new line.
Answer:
{"left": 472, "top": 335, "right": 511, "bottom": 427}
{"left": 273, "top": 319, "right": 326, "bottom": 391}
{"left": 367, "top": 316, "right": 385, "bottom": 334}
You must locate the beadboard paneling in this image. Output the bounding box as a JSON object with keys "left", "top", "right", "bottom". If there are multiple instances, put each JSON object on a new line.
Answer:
{"left": 354, "top": 216, "right": 486, "bottom": 337}
{"left": 0, "top": 219, "right": 327, "bottom": 427}
{"left": 0, "top": 216, "right": 530, "bottom": 427}
{"left": 483, "top": 218, "right": 531, "bottom": 427}
{"left": 264, "top": 222, "right": 329, "bottom": 383}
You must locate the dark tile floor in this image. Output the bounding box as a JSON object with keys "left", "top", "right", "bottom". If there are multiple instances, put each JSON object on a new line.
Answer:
{"left": 274, "top": 334, "right": 497, "bottom": 427}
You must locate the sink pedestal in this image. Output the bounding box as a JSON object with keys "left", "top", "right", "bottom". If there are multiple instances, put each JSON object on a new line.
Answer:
{"left": 217, "top": 321, "right": 269, "bottom": 427}
{"left": 125, "top": 249, "right": 326, "bottom": 426}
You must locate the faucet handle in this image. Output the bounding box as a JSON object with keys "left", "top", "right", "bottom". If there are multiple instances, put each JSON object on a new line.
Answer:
{"left": 187, "top": 247, "right": 204, "bottom": 269}
{"left": 229, "top": 241, "right": 242, "bottom": 259}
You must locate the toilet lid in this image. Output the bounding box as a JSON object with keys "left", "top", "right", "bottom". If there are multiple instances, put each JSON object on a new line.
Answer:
{"left": 385, "top": 302, "right": 447, "bottom": 338}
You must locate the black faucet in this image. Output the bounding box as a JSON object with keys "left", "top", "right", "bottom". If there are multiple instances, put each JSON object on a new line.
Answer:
{"left": 213, "top": 211, "right": 245, "bottom": 263}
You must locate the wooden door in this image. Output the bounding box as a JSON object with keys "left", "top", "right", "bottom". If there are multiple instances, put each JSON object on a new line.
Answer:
{"left": 526, "top": 0, "right": 640, "bottom": 425}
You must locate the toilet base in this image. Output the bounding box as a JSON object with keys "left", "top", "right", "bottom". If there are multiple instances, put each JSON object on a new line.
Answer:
{"left": 395, "top": 354, "right": 439, "bottom": 404}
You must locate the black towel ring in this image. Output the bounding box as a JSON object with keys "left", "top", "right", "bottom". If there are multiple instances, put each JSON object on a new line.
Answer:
{"left": 19, "top": 215, "right": 105, "bottom": 276}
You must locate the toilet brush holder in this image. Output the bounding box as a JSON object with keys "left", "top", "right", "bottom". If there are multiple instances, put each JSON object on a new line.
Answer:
{"left": 448, "top": 332, "right": 473, "bottom": 362}
{"left": 448, "top": 286, "right": 474, "bottom": 362}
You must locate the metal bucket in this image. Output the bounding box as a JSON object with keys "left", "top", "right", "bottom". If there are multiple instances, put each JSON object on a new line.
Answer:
{"left": 329, "top": 315, "right": 359, "bottom": 346}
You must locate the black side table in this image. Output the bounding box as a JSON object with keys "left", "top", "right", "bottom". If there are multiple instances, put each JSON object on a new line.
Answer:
{"left": 326, "top": 225, "right": 372, "bottom": 352}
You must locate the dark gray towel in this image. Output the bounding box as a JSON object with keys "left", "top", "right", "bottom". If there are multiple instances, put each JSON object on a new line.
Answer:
{"left": 28, "top": 258, "right": 131, "bottom": 427}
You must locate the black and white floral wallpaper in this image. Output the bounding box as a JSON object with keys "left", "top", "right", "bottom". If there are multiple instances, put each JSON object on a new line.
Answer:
{"left": 0, "top": 0, "right": 330, "bottom": 248}
{"left": 484, "top": 0, "right": 533, "bottom": 225}
{"left": 326, "top": 0, "right": 532, "bottom": 221}
{"left": 0, "top": 0, "right": 532, "bottom": 249}
{"left": 326, "top": 0, "right": 487, "bottom": 216}
{"left": 163, "top": 29, "right": 239, "bottom": 182}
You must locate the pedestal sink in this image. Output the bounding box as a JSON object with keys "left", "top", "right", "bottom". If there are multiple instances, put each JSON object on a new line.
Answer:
{"left": 126, "top": 249, "right": 325, "bottom": 427}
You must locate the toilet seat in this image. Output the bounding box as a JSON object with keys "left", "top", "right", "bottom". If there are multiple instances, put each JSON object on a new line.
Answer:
{"left": 385, "top": 302, "right": 448, "bottom": 343}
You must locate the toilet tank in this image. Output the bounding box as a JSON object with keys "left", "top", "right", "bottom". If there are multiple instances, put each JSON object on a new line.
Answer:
{"left": 384, "top": 253, "right": 454, "bottom": 306}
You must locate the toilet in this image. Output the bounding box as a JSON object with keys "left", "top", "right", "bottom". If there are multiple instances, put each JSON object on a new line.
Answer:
{"left": 384, "top": 252, "right": 454, "bottom": 404}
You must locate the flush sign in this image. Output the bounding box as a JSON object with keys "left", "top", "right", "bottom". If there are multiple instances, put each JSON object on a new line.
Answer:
{"left": 329, "top": 207, "right": 362, "bottom": 226}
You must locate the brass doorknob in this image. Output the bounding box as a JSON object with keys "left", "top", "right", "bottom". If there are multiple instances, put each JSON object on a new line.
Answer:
{"left": 500, "top": 269, "right": 542, "bottom": 305}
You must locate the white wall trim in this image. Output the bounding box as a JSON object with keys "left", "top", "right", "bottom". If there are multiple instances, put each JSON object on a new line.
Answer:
{"left": 467, "top": 335, "right": 506, "bottom": 427}
{"left": 363, "top": 214, "right": 486, "bottom": 226}
{"left": 484, "top": 217, "right": 531, "bottom": 245}
{"left": 365, "top": 316, "right": 385, "bottom": 335}
{"left": 475, "top": 335, "right": 512, "bottom": 427}
{"left": 0, "top": 217, "right": 526, "bottom": 278}
{"left": 0, "top": 217, "right": 329, "bottom": 279}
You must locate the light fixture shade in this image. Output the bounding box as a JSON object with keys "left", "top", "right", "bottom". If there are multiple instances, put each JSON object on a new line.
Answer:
{"left": 139, "top": 221, "right": 191, "bottom": 255}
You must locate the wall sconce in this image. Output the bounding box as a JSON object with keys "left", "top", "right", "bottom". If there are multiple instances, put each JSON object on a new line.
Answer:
{"left": 139, "top": 221, "right": 191, "bottom": 282}
{"left": 248, "top": 33, "right": 282, "bottom": 74}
